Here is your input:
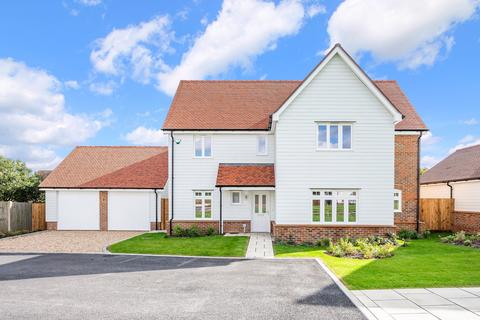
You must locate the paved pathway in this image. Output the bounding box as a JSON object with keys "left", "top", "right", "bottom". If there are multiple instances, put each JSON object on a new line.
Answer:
{"left": 353, "top": 288, "right": 480, "bottom": 320}
{"left": 246, "top": 232, "right": 274, "bottom": 258}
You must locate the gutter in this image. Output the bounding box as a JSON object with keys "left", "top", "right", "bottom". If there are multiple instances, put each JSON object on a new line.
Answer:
{"left": 416, "top": 131, "right": 423, "bottom": 232}
{"left": 446, "top": 182, "right": 453, "bottom": 199}
{"left": 219, "top": 187, "right": 223, "bottom": 234}
{"left": 169, "top": 131, "right": 175, "bottom": 235}
{"left": 154, "top": 189, "right": 159, "bottom": 231}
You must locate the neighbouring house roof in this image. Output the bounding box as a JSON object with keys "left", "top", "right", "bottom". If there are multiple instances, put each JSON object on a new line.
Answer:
{"left": 421, "top": 144, "right": 480, "bottom": 184}
{"left": 216, "top": 163, "right": 275, "bottom": 187}
{"left": 162, "top": 80, "right": 426, "bottom": 131}
{"left": 40, "top": 146, "right": 168, "bottom": 189}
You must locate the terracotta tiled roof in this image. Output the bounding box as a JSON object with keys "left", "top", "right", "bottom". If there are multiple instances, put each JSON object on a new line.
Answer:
{"left": 216, "top": 163, "right": 275, "bottom": 187}
{"left": 163, "top": 80, "right": 426, "bottom": 131}
{"left": 421, "top": 144, "right": 480, "bottom": 184}
{"left": 40, "top": 146, "right": 168, "bottom": 189}
{"left": 374, "top": 80, "right": 427, "bottom": 131}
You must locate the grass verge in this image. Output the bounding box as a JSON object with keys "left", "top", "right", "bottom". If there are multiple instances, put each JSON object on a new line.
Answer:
{"left": 108, "top": 232, "right": 249, "bottom": 257}
{"left": 274, "top": 234, "right": 480, "bottom": 289}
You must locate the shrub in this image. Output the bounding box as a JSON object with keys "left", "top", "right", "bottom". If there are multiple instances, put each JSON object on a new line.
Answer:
{"left": 441, "top": 231, "right": 480, "bottom": 248}
{"left": 326, "top": 236, "right": 399, "bottom": 259}
{"left": 316, "top": 238, "right": 332, "bottom": 247}
{"left": 398, "top": 229, "right": 419, "bottom": 240}
{"left": 422, "top": 230, "right": 431, "bottom": 238}
{"left": 205, "top": 227, "right": 216, "bottom": 236}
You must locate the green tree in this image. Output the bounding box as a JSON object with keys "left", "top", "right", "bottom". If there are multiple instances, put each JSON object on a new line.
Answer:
{"left": 0, "top": 156, "right": 43, "bottom": 202}
{"left": 420, "top": 167, "right": 429, "bottom": 175}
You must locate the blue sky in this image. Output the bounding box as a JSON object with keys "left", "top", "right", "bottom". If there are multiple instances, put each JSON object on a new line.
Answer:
{"left": 0, "top": 0, "right": 479, "bottom": 170}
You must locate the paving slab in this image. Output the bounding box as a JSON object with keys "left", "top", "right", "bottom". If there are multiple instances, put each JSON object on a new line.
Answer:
{"left": 354, "top": 288, "right": 480, "bottom": 320}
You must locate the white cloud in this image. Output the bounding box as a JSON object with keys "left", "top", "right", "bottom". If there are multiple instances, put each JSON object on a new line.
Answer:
{"left": 157, "top": 0, "right": 309, "bottom": 95}
{"left": 421, "top": 132, "right": 441, "bottom": 146}
{"left": 463, "top": 118, "right": 479, "bottom": 125}
{"left": 0, "top": 58, "right": 110, "bottom": 169}
{"left": 421, "top": 155, "right": 441, "bottom": 168}
{"left": 326, "top": 0, "right": 480, "bottom": 69}
{"left": 448, "top": 135, "right": 480, "bottom": 153}
{"left": 77, "top": 0, "right": 102, "bottom": 6}
{"left": 89, "top": 80, "right": 117, "bottom": 95}
{"left": 307, "top": 3, "right": 326, "bottom": 17}
{"left": 200, "top": 15, "right": 209, "bottom": 26}
{"left": 64, "top": 80, "right": 80, "bottom": 89}
{"left": 125, "top": 127, "right": 167, "bottom": 146}
{"left": 90, "top": 15, "right": 173, "bottom": 85}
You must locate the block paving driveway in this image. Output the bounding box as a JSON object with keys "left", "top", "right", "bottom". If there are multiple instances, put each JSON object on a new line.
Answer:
{"left": 0, "top": 253, "right": 365, "bottom": 320}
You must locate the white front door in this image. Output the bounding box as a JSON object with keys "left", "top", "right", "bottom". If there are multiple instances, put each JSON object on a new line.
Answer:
{"left": 251, "top": 193, "right": 270, "bottom": 232}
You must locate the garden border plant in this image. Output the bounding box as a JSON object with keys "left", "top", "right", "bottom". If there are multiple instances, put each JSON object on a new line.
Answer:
{"left": 441, "top": 231, "right": 480, "bottom": 248}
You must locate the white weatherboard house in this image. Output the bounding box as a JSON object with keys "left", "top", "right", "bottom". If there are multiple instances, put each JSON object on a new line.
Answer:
{"left": 162, "top": 44, "right": 427, "bottom": 242}
{"left": 41, "top": 44, "right": 427, "bottom": 242}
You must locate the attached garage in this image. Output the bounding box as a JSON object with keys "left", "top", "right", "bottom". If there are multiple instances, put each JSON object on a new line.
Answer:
{"left": 40, "top": 146, "right": 168, "bottom": 231}
{"left": 57, "top": 191, "right": 100, "bottom": 230}
{"left": 108, "top": 191, "right": 151, "bottom": 231}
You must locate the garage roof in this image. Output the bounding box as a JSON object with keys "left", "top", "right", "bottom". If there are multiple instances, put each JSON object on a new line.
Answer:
{"left": 40, "top": 146, "right": 168, "bottom": 189}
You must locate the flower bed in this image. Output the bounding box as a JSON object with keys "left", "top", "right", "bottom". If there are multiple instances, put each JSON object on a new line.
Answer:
{"left": 326, "top": 236, "right": 402, "bottom": 259}
{"left": 441, "top": 231, "right": 480, "bottom": 248}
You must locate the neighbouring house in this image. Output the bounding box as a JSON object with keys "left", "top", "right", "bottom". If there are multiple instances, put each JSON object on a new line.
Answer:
{"left": 421, "top": 144, "right": 480, "bottom": 233}
{"left": 39, "top": 146, "right": 168, "bottom": 231}
{"left": 162, "top": 44, "right": 427, "bottom": 243}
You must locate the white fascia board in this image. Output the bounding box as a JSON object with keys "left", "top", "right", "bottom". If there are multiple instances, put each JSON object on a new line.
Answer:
{"left": 272, "top": 45, "right": 403, "bottom": 124}
{"left": 40, "top": 188, "right": 163, "bottom": 192}
{"left": 167, "top": 130, "right": 270, "bottom": 135}
{"left": 395, "top": 131, "right": 422, "bottom": 136}
{"left": 220, "top": 187, "right": 275, "bottom": 191}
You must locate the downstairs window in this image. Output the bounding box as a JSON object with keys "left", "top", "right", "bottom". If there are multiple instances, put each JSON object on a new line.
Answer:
{"left": 194, "top": 191, "right": 212, "bottom": 219}
{"left": 312, "top": 190, "right": 357, "bottom": 223}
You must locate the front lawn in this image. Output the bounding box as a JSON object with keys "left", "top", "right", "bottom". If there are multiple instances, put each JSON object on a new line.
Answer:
{"left": 274, "top": 234, "right": 480, "bottom": 290}
{"left": 108, "top": 232, "right": 249, "bottom": 257}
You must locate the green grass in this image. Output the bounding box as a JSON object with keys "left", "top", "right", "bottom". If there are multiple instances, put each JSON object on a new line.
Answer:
{"left": 274, "top": 235, "right": 480, "bottom": 290}
{"left": 108, "top": 233, "right": 249, "bottom": 257}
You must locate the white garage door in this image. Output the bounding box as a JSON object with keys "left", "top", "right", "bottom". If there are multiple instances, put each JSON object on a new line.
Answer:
{"left": 108, "top": 192, "right": 150, "bottom": 231}
{"left": 57, "top": 191, "right": 100, "bottom": 230}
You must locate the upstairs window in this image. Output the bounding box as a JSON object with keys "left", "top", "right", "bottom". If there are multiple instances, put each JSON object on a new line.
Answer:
{"left": 194, "top": 136, "right": 212, "bottom": 157}
{"left": 194, "top": 191, "right": 212, "bottom": 219}
{"left": 317, "top": 123, "right": 352, "bottom": 150}
{"left": 257, "top": 136, "right": 268, "bottom": 155}
{"left": 312, "top": 190, "right": 357, "bottom": 223}
{"left": 394, "top": 189, "right": 402, "bottom": 212}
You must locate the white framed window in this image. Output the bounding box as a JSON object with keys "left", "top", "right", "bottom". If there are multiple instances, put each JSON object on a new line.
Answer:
{"left": 317, "top": 123, "right": 352, "bottom": 150}
{"left": 194, "top": 136, "right": 212, "bottom": 158}
{"left": 194, "top": 191, "right": 212, "bottom": 219}
{"left": 257, "top": 136, "right": 268, "bottom": 155}
{"left": 312, "top": 190, "right": 357, "bottom": 223}
{"left": 254, "top": 193, "right": 268, "bottom": 214}
{"left": 231, "top": 191, "right": 241, "bottom": 205}
{"left": 394, "top": 189, "right": 402, "bottom": 212}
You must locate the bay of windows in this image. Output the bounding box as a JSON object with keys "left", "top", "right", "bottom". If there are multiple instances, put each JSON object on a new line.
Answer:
{"left": 312, "top": 190, "right": 357, "bottom": 223}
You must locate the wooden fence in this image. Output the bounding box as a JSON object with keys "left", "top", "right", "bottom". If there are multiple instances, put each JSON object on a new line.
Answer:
{"left": 0, "top": 201, "right": 32, "bottom": 233}
{"left": 0, "top": 202, "right": 46, "bottom": 233}
{"left": 32, "top": 203, "right": 46, "bottom": 231}
{"left": 420, "top": 198, "right": 454, "bottom": 231}
{"left": 161, "top": 199, "right": 169, "bottom": 230}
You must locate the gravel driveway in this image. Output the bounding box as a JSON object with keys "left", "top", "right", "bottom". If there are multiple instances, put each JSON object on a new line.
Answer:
{"left": 0, "top": 231, "right": 142, "bottom": 253}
